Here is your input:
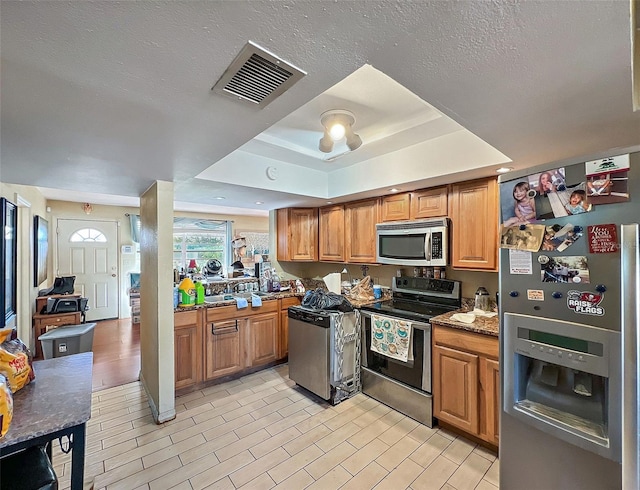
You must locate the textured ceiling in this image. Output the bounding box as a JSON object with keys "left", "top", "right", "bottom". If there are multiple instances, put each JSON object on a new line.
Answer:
{"left": 1, "top": 1, "right": 639, "bottom": 214}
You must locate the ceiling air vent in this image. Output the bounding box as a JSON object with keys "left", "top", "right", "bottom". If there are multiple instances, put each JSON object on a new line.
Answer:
{"left": 212, "top": 41, "right": 306, "bottom": 108}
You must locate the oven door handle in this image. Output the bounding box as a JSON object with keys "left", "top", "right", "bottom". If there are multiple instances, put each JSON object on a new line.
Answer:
{"left": 425, "top": 230, "right": 432, "bottom": 262}
{"left": 360, "top": 310, "right": 431, "bottom": 331}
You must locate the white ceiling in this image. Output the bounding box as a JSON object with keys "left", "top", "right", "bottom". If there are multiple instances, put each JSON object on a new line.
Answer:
{"left": 1, "top": 1, "right": 639, "bottom": 216}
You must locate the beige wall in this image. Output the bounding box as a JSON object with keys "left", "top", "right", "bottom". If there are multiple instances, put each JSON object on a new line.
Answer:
{"left": 0, "top": 183, "right": 48, "bottom": 348}
{"left": 140, "top": 181, "right": 175, "bottom": 423}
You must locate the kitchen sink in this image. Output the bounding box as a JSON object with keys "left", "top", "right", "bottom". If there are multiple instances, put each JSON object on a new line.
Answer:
{"left": 205, "top": 291, "right": 270, "bottom": 303}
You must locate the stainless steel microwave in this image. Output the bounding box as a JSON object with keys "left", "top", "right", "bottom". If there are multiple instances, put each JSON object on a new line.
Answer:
{"left": 375, "top": 218, "right": 448, "bottom": 266}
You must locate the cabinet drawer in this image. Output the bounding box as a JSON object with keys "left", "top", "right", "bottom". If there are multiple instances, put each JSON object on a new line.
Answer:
{"left": 280, "top": 296, "right": 302, "bottom": 309}
{"left": 432, "top": 324, "right": 498, "bottom": 359}
{"left": 175, "top": 309, "right": 199, "bottom": 328}
{"left": 206, "top": 299, "right": 278, "bottom": 322}
{"left": 34, "top": 313, "right": 81, "bottom": 329}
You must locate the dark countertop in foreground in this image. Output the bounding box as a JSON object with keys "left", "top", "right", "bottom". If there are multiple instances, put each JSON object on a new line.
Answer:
{"left": 430, "top": 309, "right": 499, "bottom": 337}
{"left": 0, "top": 352, "right": 93, "bottom": 449}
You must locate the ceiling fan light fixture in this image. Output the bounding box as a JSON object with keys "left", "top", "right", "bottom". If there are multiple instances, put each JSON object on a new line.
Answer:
{"left": 319, "top": 129, "right": 334, "bottom": 153}
{"left": 318, "top": 109, "right": 361, "bottom": 153}
{"left": 345, "top": 125, "right": 362, "bottom": 151}
{"left": 329, "top": 122, "right": 346, "bottom": 141}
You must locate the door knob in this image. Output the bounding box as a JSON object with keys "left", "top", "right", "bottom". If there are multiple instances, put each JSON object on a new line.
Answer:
{"left": 111, "top": 274, "right": 116, "bottom": 277}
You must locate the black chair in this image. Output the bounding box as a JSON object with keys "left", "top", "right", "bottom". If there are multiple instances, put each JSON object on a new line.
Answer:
{"left": 0, "top": 445, "right": 58, "bottom": 490}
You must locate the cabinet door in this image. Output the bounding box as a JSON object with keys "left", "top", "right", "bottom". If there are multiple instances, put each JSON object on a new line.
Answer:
{"left": 345, "top": 198, "right": 380, "bottom": 263}
{"left": 205, "top": 318, "right": 245, "bottom": 380}
{"left": 278, "top": 297, "right": 301, "bottom": 360}
{"left": 277, "top": 208, "right": 318, "bottom": 261}
{"left": 175, "top": 324, "right": 200, "bottom": 389}
{"left": 449, "top": 178, "right": 498, "bottom": 270}
{"left": 381, "top": 193, "right": 410, "bottom": 221}
{"left": 318, "top": 205, "right": 345, "bottom": 261}
{"left": 410, "top": 187, "right": 448, "bottom": 219}
{"left": 479, "top": 357, "right": 500, "bottom": 446}
{"left": 433, "top": 344, "right": 479, "bottom": 434}
{"left": 249, "top": 311, "right": 278, "bottom": 366}
{"left": 279, "top": 310, "right": 289, "bottom": 359}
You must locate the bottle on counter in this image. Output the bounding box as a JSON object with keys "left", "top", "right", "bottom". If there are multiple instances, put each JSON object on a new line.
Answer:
{"left": 178, "top": 277, "right": 196, "bottom": 307}
{"left": 173, "top": 286, "right": 179, "bottom": 308}
{"left": 195, "top": 281, "right": 205, "bottom": 305}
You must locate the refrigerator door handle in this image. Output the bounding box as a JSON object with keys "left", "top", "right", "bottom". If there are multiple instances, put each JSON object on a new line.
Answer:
{"left": 621, "top": 224, "right": 639, "bottom": 489}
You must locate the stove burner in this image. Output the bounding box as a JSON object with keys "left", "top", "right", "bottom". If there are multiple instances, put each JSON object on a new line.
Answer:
{"left": 361, "top": 299, "right": 456, "bottom": 322}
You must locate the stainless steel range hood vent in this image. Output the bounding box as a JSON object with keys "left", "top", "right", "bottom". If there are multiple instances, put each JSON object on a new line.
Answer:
{"left": 212, "top": 41, "right": 306, "bottom": 108}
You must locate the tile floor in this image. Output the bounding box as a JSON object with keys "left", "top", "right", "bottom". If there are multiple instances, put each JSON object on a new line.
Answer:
{"left": 53, "top": 364, "right": 499, "bottom": 490}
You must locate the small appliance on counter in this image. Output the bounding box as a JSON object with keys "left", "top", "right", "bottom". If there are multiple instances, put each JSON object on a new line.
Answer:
{"left": 474, "top": 287, "right": 490, "bottom": 312}
{"left": 255, "top": 261, "right": 272, "bottom": 292}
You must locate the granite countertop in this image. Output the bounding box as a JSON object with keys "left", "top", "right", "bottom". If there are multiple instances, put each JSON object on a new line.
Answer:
{"left": 174, "top": 277, "right": 391, "bottom": 312}
{"left": 175, "top": 290, "right": 305, "bottom": 311}
{"left": 0, "top": 352, "right": 93, "bottom": 449}
{"left": 430, "top": 308, "right": 499, "bottom": 337}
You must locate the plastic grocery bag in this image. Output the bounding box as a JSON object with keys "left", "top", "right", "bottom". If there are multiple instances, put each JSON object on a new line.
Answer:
{"left": 0, "top": 373, "right": 13, "bottom": 437}
{"left": 0, "top": 328, "right": 35, "bottom": 393}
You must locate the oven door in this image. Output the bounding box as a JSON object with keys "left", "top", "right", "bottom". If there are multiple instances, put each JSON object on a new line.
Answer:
{"left": 361, "top": 311, "right": 431, "bottom": 393}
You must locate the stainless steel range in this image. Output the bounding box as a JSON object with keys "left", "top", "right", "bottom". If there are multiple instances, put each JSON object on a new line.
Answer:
{"left": 359, "top": 276, "right": 461, "bottom": 427}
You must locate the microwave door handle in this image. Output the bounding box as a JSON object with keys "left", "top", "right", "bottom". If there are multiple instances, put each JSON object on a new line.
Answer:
{"left": 425, "top": 231, "right": 432, "bottom": 262}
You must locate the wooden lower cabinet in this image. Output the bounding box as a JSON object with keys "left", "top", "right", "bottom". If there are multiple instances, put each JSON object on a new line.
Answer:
{"left": 248, "top": 312, "right": 278, "bottom": 367}
{"left": 205, "top": 317, "right": 246, "bottom": 380}
{"left": 433, "top": 344, "right": 479, "bottom": 434}
{"left": 432, "top": 323, "right": 499, "bottom": 446}
{"left": 479, "top": 357, "right": 500, "bottom": 446}
{"left": 278, "top": 297, "right": 302, "bottom": 359}
{"left": 174, "top": 310, "right": 202, "bottom": 389}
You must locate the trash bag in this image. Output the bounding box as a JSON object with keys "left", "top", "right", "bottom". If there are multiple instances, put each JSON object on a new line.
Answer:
{"left": 302, "top": 288, "right": 354, "bottom": 312}
{"left": 38, "top": 276, "right": 76, "bottom": 297}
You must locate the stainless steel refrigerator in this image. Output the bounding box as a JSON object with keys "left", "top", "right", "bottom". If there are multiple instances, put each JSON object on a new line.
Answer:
{"left": 498, "top": 149, "right": 639, "bottom": 489}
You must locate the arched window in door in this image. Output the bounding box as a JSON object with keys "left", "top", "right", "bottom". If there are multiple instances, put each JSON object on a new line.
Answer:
{"left": 70, "top": 228, "right": 107, "bottom": 242}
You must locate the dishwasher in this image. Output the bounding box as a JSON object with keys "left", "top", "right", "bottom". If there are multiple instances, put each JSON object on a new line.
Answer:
{"left": 287, "top": 306, "right": 360, "bottom": 405}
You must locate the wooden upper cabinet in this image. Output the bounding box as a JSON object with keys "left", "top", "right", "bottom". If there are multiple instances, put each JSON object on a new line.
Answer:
{"left": 319, "top": 205, "right": 345, "bottom": 261}
{"left": 345, "top": 198, "right": 380, "bottom": 263}
{"left": 276, "top": 208, "right": 318, "bottom": 262}
{"left": 410, "top": 186, "right": 448, "bottom": 219}
{"left": 381, "top": 193, "right": 411, "bottom": 221}
{"left": 449, "top": 178, "right": 498, "bottom": 270}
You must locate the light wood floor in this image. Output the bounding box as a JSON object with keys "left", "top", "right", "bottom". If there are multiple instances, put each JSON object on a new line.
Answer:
{"left": 71, "top": 319, "right": 499, "bottom": 490}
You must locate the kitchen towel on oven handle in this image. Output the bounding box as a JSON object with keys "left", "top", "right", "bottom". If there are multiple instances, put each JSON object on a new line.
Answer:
{"left": 370, "top": 313, "right": 413, "bottom": 362}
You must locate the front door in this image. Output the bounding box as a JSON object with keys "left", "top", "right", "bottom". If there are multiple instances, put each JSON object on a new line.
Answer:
{"left": 57, "top": 219, "right": 119, "bottom": 321}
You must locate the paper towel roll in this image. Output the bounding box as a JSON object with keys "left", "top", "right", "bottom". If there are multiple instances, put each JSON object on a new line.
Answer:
{"left": 323, "top": 272, "right": 342, "bottom": 294}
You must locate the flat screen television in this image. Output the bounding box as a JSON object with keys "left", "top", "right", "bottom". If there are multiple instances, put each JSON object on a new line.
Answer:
{"left": 1, "top": 198, "right": 17, "bottom": 329}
